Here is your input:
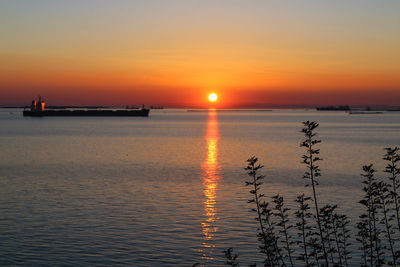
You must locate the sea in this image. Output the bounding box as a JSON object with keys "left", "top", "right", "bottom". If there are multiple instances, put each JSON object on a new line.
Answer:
{"left": 0, "top": 108, "right": 399, "bottom": 266}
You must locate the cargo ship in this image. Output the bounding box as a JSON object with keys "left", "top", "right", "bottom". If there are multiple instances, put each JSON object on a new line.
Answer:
{"left": 316, "top": 105, "right": 351, "bottom": 111}
{"left": 23, "top": 97, "right": 149, "bottom": 117}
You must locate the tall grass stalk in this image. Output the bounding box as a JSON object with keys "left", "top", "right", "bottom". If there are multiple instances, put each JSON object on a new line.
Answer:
{"left": 245, "top": 157, "right": 283, "bottom": 266}
{"left": 320, "top": 205, "right": 337, "bottom": 265}
{"left": 359, "top": 164, "right": 384, "bottom": 266}
{"left": 272, "top": 194, "right": 294, "bottom": 267}
{"left": 383, "top": 147, "right": 400, "bottom": 232}
{"left": 331, "top": 212, "right": 343, "bottom": 266}
{"left": 337, "top": 214, "right": 351, "bottom": 267}
{"left": 356, "top": 220, "right": 368, "bottom": 267}
{"left": 294, "top": 194, "right": 312, "bottom": 266}
{"left": 300, "top": 121, "right": 329, "bottom": 266}
{"left": 377, "top": 181, "right": 398, "bottom": 266}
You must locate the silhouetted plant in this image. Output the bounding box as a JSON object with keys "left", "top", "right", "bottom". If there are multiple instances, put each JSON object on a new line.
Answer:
{"left": 376, "top": 181, "right": 399, "bottom": 266}
{"left": 356, "top": 220, "right": 369, "bottom": 267}
{"left": 245, "top": 157, "right": 282, "bottom": 266}
{"left": 359, "top": 164, "right": 384, "bottom": 266}
{"left": 218, "top": 122, "right": 400, "bottom": 267}
{"left": 224, "top": 248, "right": 239, "bottom": 267}
{"left": 294, "top": 194, "right": 313, "bottom": 266}
{"left": 331, "top": 212, "right": 343, "bottom": 266}
{"left": 383, "top": 147, "right": 400, "bottom": 233}
{"left": 260, "top": 201, "right": 284, "bottom": 266}
{"left": 300, "top": 121, "right": 329, "bottom": 266}
{"left": 272, "top": 194, "right": 294, "bottom": 266}
{"left": 308, "top": 236, "right": 322, "bottom": 267}
{"left": 320, "top": 204, "right": 338, "bottom": 265}
{"left": 336, "top": 214, "right": 351, "bottom": 267}
{"left": 320, "top": 206, "right": 350, "bottom": 266}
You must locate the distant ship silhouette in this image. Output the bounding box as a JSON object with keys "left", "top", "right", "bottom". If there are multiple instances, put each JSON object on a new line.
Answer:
{"left": 23, "top": 96, "right": 149, "bottom": 117}
{"left": 316, "top": 105, "right": 350, "bottom": 111}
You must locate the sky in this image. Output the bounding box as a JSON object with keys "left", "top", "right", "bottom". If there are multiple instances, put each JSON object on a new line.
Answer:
{"left": 1, "top": 0, "right": 399, "bottom": 107}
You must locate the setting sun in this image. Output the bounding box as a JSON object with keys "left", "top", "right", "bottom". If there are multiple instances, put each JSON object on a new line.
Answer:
{"left": 208, "top": 93, "right": 218, "bottom": 102}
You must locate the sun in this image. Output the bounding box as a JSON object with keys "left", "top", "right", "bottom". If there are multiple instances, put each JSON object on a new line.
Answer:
{"left": 208, "top": 93, "right": 218, "bottom": 102}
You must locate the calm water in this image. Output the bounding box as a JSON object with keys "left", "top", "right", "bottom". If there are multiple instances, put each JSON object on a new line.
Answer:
{"left": 1, "top": 109, "right": 399, "bottom": 266}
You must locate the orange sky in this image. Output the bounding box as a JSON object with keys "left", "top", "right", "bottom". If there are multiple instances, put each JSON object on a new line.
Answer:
{"left": 1, "top": 1, "right": 399, "bottom": 107}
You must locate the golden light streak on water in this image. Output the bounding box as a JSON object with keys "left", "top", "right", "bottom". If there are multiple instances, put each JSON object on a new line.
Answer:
{"left": 200, "top": 109, "right": 220, "bottom": 260}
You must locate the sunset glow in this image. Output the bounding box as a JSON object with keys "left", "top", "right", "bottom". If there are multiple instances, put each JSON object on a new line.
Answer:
{"left": 1, "top": 1, "right": 399, "bottom": 107}
{"left": 2, "top": 1, "right": 400, "bottom": 265}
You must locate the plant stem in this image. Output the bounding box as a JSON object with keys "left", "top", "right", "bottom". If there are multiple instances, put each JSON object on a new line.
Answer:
{"left": 308, "top": 137, "right": 329, "bottom": 266}
{"left": 250, "top": 162, "right": 272, "bottom": 265}
{"left": 390, "top": 156, "right": 400, "bottom": 232}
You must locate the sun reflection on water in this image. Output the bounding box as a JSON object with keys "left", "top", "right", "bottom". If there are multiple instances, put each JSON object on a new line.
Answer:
{"left": 200, "top": 109, "right": 220, "bottom": 260}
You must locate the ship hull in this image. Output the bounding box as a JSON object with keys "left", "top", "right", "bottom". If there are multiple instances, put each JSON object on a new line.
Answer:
{"left": 316, "top": 106, "right": 350, "bottom": 111}
{"left": 23, "top": 109, "right": 150, "bottom": 117}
